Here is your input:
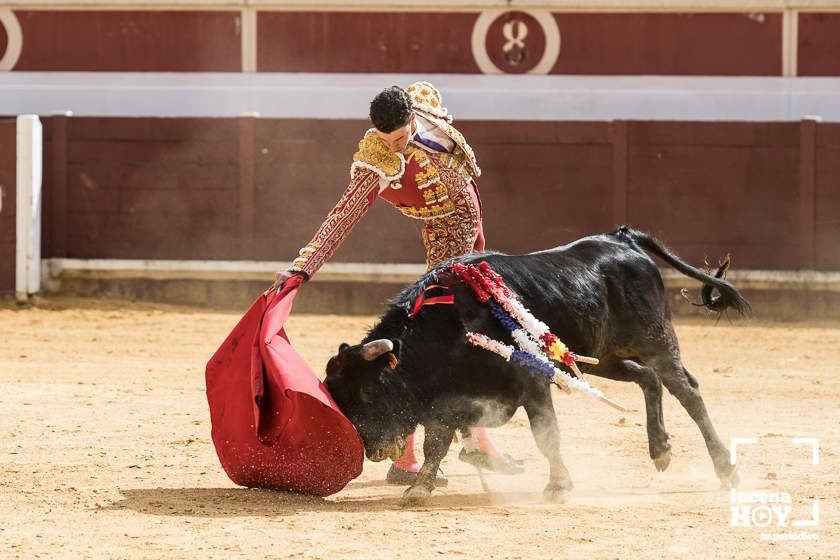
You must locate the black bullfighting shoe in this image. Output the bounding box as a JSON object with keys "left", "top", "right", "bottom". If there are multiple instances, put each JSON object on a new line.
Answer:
{"left": 385, "top": 464, "right": 449, "bottom": 488}
{"left": 458, "top": 448, "right": 525, "bottom": 475}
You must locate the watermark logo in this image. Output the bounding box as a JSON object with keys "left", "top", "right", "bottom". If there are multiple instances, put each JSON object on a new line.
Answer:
{"left": 729, "top": 437, "right": 820, "bottom": 541}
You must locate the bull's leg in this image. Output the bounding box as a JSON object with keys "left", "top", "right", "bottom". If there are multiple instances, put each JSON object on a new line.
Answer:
{"left": 651, "top": 356, "right": 739, "bottom": 488}
{"left": 523, "top": 389, "right": 572, "bottom": 503}
{"left": 589, "top": 355, "right": 671, "bottom": 471}
{"left": 401, "top": 422, "right": 455, "bottom": 505}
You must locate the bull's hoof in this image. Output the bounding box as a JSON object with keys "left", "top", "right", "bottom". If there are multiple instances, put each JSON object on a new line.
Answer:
{"left": 653, "top": 449, "right": 672, "bottom": 472}
{"left": 543, "top": 480, "right": 572, "bottom": 504}
{"left": 718, "top": 466, "right": 740, "bottom": 490}
{"left": 386, "top": 465, "right": 448, "bottom": 488}
{"left": 400, "top": 485, "right": 432, "bottom": 506}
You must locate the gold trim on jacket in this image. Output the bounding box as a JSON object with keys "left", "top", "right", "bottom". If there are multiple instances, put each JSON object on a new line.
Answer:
{"left": 350, "top": 82, "right": 480, "bottom": 183}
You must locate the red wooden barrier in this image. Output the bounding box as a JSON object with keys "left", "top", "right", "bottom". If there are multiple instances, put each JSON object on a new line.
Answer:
{"left": 32, "top": 116, "right": 840, "bottom": 271}
{"left": 0, "top": 119, "right": 16, "bottom": 293}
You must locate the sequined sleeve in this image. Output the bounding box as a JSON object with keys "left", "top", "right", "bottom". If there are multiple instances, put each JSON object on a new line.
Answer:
{"left": 289, "top": 169, "right": 380, "bottom": 278}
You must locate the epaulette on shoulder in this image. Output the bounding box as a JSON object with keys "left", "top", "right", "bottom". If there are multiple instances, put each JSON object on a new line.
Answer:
{"left": 350, "top": 129, "right": 405, "bottom": 181}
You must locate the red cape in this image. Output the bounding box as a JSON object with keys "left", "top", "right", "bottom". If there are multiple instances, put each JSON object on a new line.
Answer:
{"left": 205, "top": 276, "right": 364, "bottom": 496}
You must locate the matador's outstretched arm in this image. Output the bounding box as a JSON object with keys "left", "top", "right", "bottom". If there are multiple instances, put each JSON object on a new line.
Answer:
{"left": 287, "top": 169, "right": 381, "bottom": 279}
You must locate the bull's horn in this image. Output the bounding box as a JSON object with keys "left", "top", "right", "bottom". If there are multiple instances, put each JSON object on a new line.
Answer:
{"left": 360, "top": 339, "right": 394, "bottom": 361}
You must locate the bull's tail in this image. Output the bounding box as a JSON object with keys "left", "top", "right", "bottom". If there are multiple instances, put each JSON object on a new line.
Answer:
{"left": 612, "top": 226, "right": 751, "bottom": 316}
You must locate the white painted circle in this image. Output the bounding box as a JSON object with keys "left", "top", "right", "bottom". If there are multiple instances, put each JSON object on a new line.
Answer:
{"left": 0, "top": 9, "right": 23, "bottom": 72}
{"left": 471, "top": 9, "right": 561, "bottom": 75}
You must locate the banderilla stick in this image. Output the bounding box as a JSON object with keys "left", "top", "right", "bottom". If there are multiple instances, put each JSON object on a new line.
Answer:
{"left": 598, "top": 395, "right": 630, "bottom": 413}
{"left": 569, "top": 361, "right": 588, "bottom": 383}
{"left": 569, "top": 357, "right": 629, "bottom": 411}
{"left": 575, "top": 355, "right": 600, "bottom": 365}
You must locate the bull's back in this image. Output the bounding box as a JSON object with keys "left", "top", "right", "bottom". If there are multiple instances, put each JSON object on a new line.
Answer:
{"left": 458, "top": 235, "right": 667, "bottom": 354}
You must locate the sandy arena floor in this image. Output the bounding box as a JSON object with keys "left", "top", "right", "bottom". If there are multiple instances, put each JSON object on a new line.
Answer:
{"left": 0, "top": 296, "right": 837, "bottom": 559}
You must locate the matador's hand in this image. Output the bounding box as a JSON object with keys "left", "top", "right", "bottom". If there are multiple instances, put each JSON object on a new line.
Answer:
{"left": 271, "top": 270, "right": 296, "bottom": 293}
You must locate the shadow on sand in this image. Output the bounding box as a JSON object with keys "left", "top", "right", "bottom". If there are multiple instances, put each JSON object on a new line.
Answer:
{"left": 104, "top": 486, "right": 543, "bottom": 517}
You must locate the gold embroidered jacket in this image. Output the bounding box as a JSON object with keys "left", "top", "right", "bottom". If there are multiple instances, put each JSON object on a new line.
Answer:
{"left": 289, "top": 82, "right": 481, "bottom": 278}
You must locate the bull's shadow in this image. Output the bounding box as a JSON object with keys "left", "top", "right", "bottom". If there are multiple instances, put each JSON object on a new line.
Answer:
{"left": 105, "top": 487, "right": 537, "bottom": 517}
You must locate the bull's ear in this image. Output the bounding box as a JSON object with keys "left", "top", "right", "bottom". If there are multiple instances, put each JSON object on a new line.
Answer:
{"left": 325, "top": 355, "right": 340, "bottom": 379}
{"left": 385, "top": 339, "right": 402, "bottom": 369}
{"left": 326, "top": 347, "right": 347, "bottom": 380}
{"left": 391, "top": 339, "right": 402, "bottom": 359}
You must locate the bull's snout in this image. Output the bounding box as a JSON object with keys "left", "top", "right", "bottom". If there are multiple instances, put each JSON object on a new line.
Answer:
{"left": 366, "top": 435, "right": 408, "bottom": 462}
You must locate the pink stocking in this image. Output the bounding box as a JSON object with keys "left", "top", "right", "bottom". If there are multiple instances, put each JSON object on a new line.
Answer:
{"left": 392, "top": 432, "right": 421, "bottom": 472}
{"left": 472, "top": 427, "right": 502, "bottom": 458}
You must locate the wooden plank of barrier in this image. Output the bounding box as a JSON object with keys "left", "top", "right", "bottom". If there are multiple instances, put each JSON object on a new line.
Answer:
{"left": 50, "top": 112, "right": 70, "bottom": 258}
{"left": 799, "top": 117, "right": 818, "bottom": 269}
{"left": 0, "top": 119, "right": 16, "bottom": 293}
{"left": 611, "top": 119, "right": 628, "bottom": 228}
{"left": 239, "top": 113, "right": 257, "bottom": 258}
{"left": 15, "top": 115, "right": 43, "bottom": 300}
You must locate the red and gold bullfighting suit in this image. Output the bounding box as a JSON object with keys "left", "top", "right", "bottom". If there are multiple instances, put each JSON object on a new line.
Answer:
{"left": 289, "top": 82, "right": 484, "bottom": 276}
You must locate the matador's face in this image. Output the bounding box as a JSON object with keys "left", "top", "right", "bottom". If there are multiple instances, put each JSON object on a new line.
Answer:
{"left": 375, "top": 113, "right": 415, "bottom": 153}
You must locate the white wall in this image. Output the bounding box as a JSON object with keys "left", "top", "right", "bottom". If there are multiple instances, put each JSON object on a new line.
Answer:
{"left": 2, "top": 73, "right": 840, "bottom": 121}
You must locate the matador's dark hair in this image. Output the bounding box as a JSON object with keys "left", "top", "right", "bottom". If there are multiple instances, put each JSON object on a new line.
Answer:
{"left": 369, "top": 86, "right": 413, "bottom": 133}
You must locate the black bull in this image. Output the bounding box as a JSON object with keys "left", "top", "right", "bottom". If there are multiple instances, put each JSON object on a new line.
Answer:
{"left": 325, "top": 227, "right": 750, "bottom": 504}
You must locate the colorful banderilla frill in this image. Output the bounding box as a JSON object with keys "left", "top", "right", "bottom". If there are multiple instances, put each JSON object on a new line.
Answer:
{"left": 452, "top": 261, "right": 627, "bottom": 412}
